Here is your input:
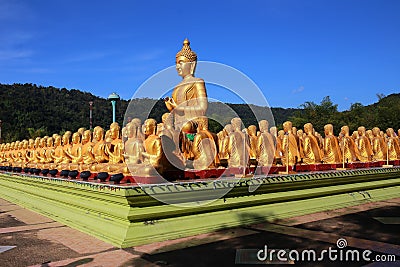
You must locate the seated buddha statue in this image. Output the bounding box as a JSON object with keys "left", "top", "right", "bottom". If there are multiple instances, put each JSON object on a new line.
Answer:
{"left": 256, "top": 120, "right": 275, "bottom": 167}
{"left": 27, "top": 138, "right": 42, "bottom": 167}
{"left": 36, "top": 137, "right": 49, "bottom": 168}
{"left": 164, "top": 39, "right": 208, "bottom": 130}
{"left": 247, "top": 125, "right": 258, "bottom": 164}
{"left": 103, "top": 123, "right": 129, "bottom": 174}
{"left": 357, "top": 126, "right": 373, "bottom": 162}
{"left": 79, "top": 130, "right": 95, "bottom": 172}
{"left": 226, "top": 117, "right": 250, "bottom": 168}
{"left": 302, "top": 123, "right": 323, "bottom": 164}
{"left": 10, "top": 141, "right": 19, "bottom": 165}
{"left": 339, "top": 125, "right": 359, "bottom": 163}
{"left": 281, "top": 121, "right": 300, "bottom": 166}
{"left": 89, "top": 126, "right": 109, "bottom": 172}
{"left": 371, "top": 127, "right": 386, "bottom": 161}
{"left": 57, "top": 131, "right": 73, "bottom": 170}
{"left": 386, "top": 128, "right": 400, "bottom": 160}
{"left": 17, "top": 140, "right": 29, "bottom": 168}
{"left": 192, "top": 116, "right": 219, "bottom": 170}
{"left": 139, "top": 118, "right": 179, "bottom": 176}
{"left": 65, "top": 132, "right": 82, "bottom": 170}
{"left": 50, "top": 135, "right": 64, "bottom": 169}
{"left": 323, "top": 124, "right": 342, "bottom": 164}
{"left": 124, "top": 121, "right": 144, "bottom": 170}
{"left": 41, "top": 137, "right": 55, "bottom": 169}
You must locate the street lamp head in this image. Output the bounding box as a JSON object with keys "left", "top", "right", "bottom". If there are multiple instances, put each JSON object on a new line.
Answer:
{"left": 108, "top": 92, "right": 120, "bottom": 101}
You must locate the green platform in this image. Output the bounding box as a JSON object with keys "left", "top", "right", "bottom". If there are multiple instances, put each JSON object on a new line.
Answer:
{"left": 1, "top": 168, "right": 400, "bottom": 248}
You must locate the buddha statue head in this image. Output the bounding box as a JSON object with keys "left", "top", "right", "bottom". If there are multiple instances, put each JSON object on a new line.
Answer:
{"left": 82, "top": 130, "right": 92, "bottom": 144}
{"left": 270, "top": 126, "right": 277, "bottom": 137}
{"left": 93, "top": 126, "right": 105, "bottom": 142}
{"left": 22, "top": 140, "right": 28, "bottom": 150}
{"left": 77, "top": 127, "right": 86, "bottom": 136}
{"left": 259, "top": 120, "right": 269, "bottom": 133}
{"left": 175, "top": 38, "right": 197, "bottom": 78}
{"left": 34, "top": 137, "right": 41, "bottom": 148}
{"left": 222, "top": 124, "right": 232, "bottom": 136}
{"left": 248, "top": 125, "right": 257, "bottom": 136}
{"left": 143, "top": 119, "right": 157, "bottom": 138}
{"left": 341, "top": 125, "right": 350, "bottom": 136}
{"left": 358, "top": 126, "right": 366, "bottom": 136}
{"left": 71, "top": 132, "right": 81, "bottom": 145}
{"left": 47, "top": 137, "right": 54, "bottom": 147}
{"left": 162, "top": 113, "right": 174, "bottom": 129}
{"left": 196, "top": 116, "right": 209, "bottom": 131}
{"left": 283, "top": 121, "right": 293, "bottom": 133}
{"left": 54, "top": 135, "right": 62, "bottom": 147}
{"left": 231, "top": 118, "right": 243, "bottom": 132}
{"left": 324, "top": 124, "right": 334, "bottom": 136}
{"left": 372, "top": 127, "right": 380, "bottom": 137}
{"left": 109, "top": 122, "right": 120, "bottom": 140}
{"left": 63, "top": 131, "right": 72, "bottom": 145}
{"left": 304, "top": 123, "right": 314, "bottom": 135}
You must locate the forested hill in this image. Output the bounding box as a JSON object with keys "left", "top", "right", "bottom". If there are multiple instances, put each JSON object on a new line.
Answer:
{"left": 1, "top": 83, "right": 398, "bottom": 142}
{"left": 0, "top": 83, "right": 299, "bottom": 142}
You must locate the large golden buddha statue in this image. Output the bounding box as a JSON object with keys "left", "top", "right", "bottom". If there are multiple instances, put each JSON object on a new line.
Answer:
{"left": 164, "top": 39, "right": 208, "bottom": 130}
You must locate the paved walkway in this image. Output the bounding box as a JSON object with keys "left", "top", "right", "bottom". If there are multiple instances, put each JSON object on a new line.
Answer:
{"left": 0, "top": 197, "right": 399, "bottom": 266}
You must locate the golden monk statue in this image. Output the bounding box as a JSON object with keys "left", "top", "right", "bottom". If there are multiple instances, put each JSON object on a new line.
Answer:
{"left": 139, "top": 118, "right": 183, "bottom": 176}
{"left": 247, "top": 125, "right": 258, "bottom": 164}
{"left": 323, "top": 124, "right": 342, "bottom": 164}
{"left": 164, "top": 39, "right": 208, "bottom": 129}
{"left": 256, "top": 120, "right": 275, "bottom": 167}
{"left": 58, "top": 131, "right": 72, "bottom": 169}
{"left": 356, "top": 126, "right": 373, "bottom": 162}
{"left": 302, "top": 123, "right": 323, "bottom": 164}
{"left": 192, "top": 116, "right": 219, "bottom": 170}
{"left": 90, "top": 126, "right": 109, "bottom": 172}
{"left": 226, "top": 117, "right": 250, "bottom": 168}
{"left": 281, "top": 121, "right": 300, "bottom": 166}
{"left": 50, "top": 135, "right": 64, "bottom": 169}
{"left": 339, "top": 125, "right": 359, "bottom": 163}
{"left": 65, "top": 132, "right": 82, "bottom": 170}
{"left": 386, "top": 128, "right": 400, "bottom": 160}
{"left": 124, "top": 120, "right": 144, "bottom": 166}
{"left": 79, "top": 130, "right": 95, "bottom": 171}
{"left": 371, "top": 127, "right": 386, "bottom": 161}
{"left": 103, "top": 123, "right": 128, "bottom": 174}
{"left": 41, "top": 137, "right": 55, "bottom": 168}
{"left": 218, "top": 124, "right": 233, "bottom": 166}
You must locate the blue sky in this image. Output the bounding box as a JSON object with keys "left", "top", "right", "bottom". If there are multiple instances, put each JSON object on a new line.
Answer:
{"left": 0, "top": 0, "right": 399, "bottom": 110}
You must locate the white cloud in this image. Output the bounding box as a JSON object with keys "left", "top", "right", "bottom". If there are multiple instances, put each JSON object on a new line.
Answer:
{"left": 292, "top": 85, "right": 304, "bottom": 94}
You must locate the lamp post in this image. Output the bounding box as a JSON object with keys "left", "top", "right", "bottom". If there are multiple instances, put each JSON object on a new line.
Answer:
{"left": 89, "top": 101, "right": 93, "bottom": 130}
{"left": 108, "top": 92, "right": 120, "bottom": 123}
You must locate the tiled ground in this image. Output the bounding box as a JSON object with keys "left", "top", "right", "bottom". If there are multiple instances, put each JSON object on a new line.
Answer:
{"left": 0, "top": 197, "right": 399, "bottom": 267}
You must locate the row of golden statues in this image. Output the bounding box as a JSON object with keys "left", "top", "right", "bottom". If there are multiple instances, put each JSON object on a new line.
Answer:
{"left": 1, "top": 39, "right": 399, "bottom": 177}
{"left": 1, "top": 118, "right": 399, "bottom": 175}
